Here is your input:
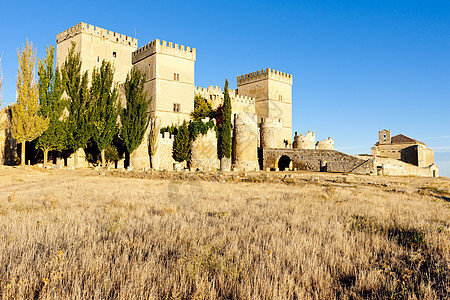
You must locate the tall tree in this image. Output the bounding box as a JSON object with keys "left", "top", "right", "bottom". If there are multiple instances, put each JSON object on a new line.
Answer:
{"left": 120, "top": 67, "right": 151, "bottom": 168}
{"left": 90, "top": 60, "right": 119, "bottom": 166}
{"left": 36, "top": 46, "right": 65, "bottom": 168}
{"left": 191, "top": 94, "right": 213, "bottom": 121}
{"left": 172, "top": 121, "right": 191, "bottom": 163}
{"left": 148, "top": 118, "right": 160, "bottom": 169}
{"left": 218, "top": 79, "right": 232, "bottom": 159}
{"left": 61, "top": 42, "right": 90, "bottom": 168}
{"left": 11, "top": 40, "right": 49, "bottom": 167}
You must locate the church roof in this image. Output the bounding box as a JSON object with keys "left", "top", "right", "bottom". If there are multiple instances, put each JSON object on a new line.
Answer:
{"left": 391, "top": 134, "right": 426, "bottom": 145}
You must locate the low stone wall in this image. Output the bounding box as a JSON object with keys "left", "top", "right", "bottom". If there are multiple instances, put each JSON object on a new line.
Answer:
{"left": 191, "top": 128, "right": 219, "bottom": 171}
{"left": 262, "top": 148, "right": 374, "bottom": 175}
{"left": 374, "top": 157, "right": 438, "bottom": 177}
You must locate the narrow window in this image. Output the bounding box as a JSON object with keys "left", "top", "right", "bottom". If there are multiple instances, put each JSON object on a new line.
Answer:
{"left": 177, "top": 74, "right": 180, "bottom": 81}
{"left": 173, "top": 103, "right": 181, "bottom": 112}
{"left": 174, "top": 73, "right": 177, "bottom": 80}
{"left": 112, "top": 52, "right": 117, "bottom": 58}
{"left": 97, "top": 56, "right": 100, "bottom": 62}
{"left": 383, "top": 133, "right": 386, "bottom": 141}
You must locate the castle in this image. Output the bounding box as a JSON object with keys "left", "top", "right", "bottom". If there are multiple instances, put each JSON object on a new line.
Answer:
{"left": 0, "top": 22, "right": 439, "bottom": 177}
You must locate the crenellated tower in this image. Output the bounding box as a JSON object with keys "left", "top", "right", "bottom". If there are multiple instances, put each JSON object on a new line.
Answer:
{"left": 132, "top": 39, "right": 196, "bottom": 127}
{"left": 237, "top": 68, "right": 293, "bottom": 145}
{"left": 56, "top": 22, "right": 138, "bottom": 84}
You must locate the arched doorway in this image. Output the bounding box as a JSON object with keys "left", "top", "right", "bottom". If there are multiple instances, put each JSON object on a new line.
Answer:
{"left": 278, "top": 155, "right": 291, "bottom": 171}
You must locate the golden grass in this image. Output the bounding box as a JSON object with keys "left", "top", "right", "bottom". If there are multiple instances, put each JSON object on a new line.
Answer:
{"left": 0, "top": 167, "right": 448, "bottom": 299}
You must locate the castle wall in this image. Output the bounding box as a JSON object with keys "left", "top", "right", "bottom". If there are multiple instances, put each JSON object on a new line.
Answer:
{"left": 233, "top": 113, "right": 259, "bottom": 171}
{"left": 262, "top": 148, "right": 374, "bottom": 175}
{"left": 418, "top": 145, "right": 434, "bottom": 167}
{"left": 293, "top": 131, "right": 315, "bottom": 149}
{"left": 151, "top": 132, "right": 176, "bottom": 171}
{"left": 260, "top": 117, "right": 283, "bottom": 149}
{"left": 56, "top": 22, "right": 137, "bottom": 84}
{"left": 316, "top": 137, "right": 334, "bottom": 150}
{"left": 191, "top": 126, "right": 219, "bottom": 171}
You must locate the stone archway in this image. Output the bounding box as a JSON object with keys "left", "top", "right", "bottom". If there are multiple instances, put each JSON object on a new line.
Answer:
{"left": 278, "top": 155, "right": 291, "bottom": 171}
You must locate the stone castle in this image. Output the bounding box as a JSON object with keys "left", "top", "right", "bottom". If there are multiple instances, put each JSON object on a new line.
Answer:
{"left": 0, "top": 22, "right": 439, "bottom": 177}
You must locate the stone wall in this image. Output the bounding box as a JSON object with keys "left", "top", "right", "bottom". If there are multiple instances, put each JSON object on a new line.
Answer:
{"left": 260, "top": 117, "right": 283, "bottom": 149}
{"left": 151, "top": 132, "right": 175, "bottom": 171}
{"left": 316, "top": 137, "right": 334, "bottom": 150}
{"left": 233, "top": 113, "right": 259, "bottom": 171}
{"left": 293, "top": 131, "right": 315, "bottom": 149}
{"left": 191, "top": 127, "right": 219, "bottom": 171}
{"left": 373, "top": 157, "right": 438, "bottom": 177}
{"left": 262, "top": 148, "right": 374, "bottom": 175}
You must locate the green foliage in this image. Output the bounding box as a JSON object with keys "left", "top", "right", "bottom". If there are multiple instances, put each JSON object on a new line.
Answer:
{"left": 218, "top": 79, "right": 232, "bottom": 159}
{"left": 11, "top": 39, "right": 49, "bottom": 166}
{"left": 61, "top": 42, "right": 90, "bottom": 152}
{"left": 191, "top": 94, "right": 213, "bottom": 121}
{"left": 172, "top": 121, "right": 191, "bottom": 163}
{"left": 160, "top": 124, "right": 178, "bottom": 136}
{"left": 120, "top": 67, "right": 150, "bottom": 157}
{"left": 188, "top": 119, "right": 216, "bottom": 141}
{"left": 36, "top": 45, "right": 66, "bottom": 153}
{"left": 90, "top": 60, "right": 120, "bottom": 164}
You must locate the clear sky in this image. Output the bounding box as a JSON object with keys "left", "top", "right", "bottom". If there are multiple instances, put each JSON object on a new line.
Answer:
{"left": 1, "top": 0, "right": 449, "bottom": 176}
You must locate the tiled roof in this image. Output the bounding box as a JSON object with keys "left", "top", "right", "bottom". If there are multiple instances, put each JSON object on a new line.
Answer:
{"left": 391, "top": 134, "right": 425, "bottom": 145}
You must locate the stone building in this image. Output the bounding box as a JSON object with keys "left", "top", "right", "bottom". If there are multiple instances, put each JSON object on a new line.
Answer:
{"left": 371, "top": 129, "right": 435, "bottom": 168}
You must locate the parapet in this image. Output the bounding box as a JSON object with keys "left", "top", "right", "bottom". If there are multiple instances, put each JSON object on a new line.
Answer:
{"left": 132, "top": 39, "right": 196, "bottom": 64}
{"left": 237, "top": 68, "right": 293, "bottom": 86}
{"left": 316, "top": 137, "right": 334, "bottom": 150}
{"left": 56, "top": 22, "right": 138, "bottom": 48}
{"left": 234, "top": 112, "right": 257, "bottom": 124}
{"left": 293, "top": 131, "right": 315, "bottom": 149}
{"left": 195, "top": 86, "right": 254, "bottom": 106}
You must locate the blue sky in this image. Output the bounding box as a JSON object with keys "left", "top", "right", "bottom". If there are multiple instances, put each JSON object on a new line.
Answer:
{"left": 1, "top": 0, "right": 449, "bottom": 176}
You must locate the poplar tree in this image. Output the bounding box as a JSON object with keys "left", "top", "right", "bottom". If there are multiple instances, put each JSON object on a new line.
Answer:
{"left": 218, "top": 79, "right": 232, "bottom": 159}
{"left": 61, "top": 42, "right": 90, "bottom": 168}
{"left": 120, "top": 67, "right": 150, "bottom": 168}
{"left": 36, "top": 46, "right": 65, "bottom": 168}
{"left": 11, "top": 40, "right": 49, "bottom": 167}
{"left": 90, "top": 60, "right": 119, "bottom": 166}
{"left": 172, "top": 121, "right": 191, "bottom": 163}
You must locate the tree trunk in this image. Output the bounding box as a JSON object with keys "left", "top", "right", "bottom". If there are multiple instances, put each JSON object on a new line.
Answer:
{"left": 101, "top": 149, "right": 106, "bottom": 167}
{"left": 20, "top": 141, "right": 26, "bottom": 167}
{"left": 149, "top": 153, "right": 153, "bottom": 169}
{"left": 43, "top": 149, "right": 49, "bottom": 169}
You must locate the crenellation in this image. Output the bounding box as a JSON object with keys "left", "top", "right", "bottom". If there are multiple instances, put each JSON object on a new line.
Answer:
{"left": 237, "top": 68, "right": 292, "bottom": 85}
{"left": 132, "top": 38, "right": 196, "bottom": 64}
{"left": 56, "top": 22, "right": 137, "bottom": 47}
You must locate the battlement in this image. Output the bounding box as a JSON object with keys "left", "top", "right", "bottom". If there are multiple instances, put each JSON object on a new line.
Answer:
{"left": 295, "top": 131, "right": 315, "bottom": 140}
{"left": 237, "top": 68, "right": 293, "bottom": 86}
{"left": 235, "top": 112, "right": 257, "bottom": 124}
{"left": 195, "top": 86, "right": 254, "bottom": 105}
{"left": 260, "top": 117, "right": 283, "bottom": 127}
{"left": 132, "top": 39, "right": 196, "bottom": 64}
{"left": 56, "top": 22, "right": 138, "bottom": 48}
{"left": 316, "top": 137, "right": 334, "bottom": 150}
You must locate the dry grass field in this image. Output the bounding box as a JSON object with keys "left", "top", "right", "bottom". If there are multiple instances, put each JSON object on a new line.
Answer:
{"left": 0, "top": 167, "right": 448, "bottom": 299}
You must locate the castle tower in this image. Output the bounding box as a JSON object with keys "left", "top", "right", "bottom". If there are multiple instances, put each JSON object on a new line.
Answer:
{"left": 233, "top": 113, "right": 259, "bottom": 171}
{"left": 132, "top": 39, "right": 196, "bottom": 127}
{"left": 316, "top": 137, "right": 334, "bottom": 150}
{"left": 56, "top": 22, "right": 138, "bottom": 83}
{"left": 237, "top": 68, "right": 293, "bottom": 144}
{"left": 293, "top": 131, "right": 315, "bottom": 149}
{"left": 260, "top": 117, "right": 283, "bottom": 149}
